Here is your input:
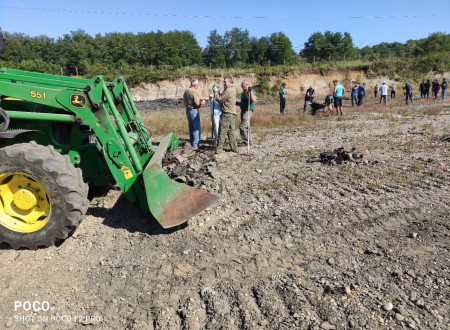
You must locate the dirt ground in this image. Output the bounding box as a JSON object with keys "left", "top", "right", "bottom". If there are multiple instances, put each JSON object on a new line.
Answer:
{"left": 1, "top": 97, "right": 449, "bottom": 330}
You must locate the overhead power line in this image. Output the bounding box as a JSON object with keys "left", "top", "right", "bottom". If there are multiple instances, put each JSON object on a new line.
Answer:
{"left": 0, "top": 6, "right": 442, "bottom": 20}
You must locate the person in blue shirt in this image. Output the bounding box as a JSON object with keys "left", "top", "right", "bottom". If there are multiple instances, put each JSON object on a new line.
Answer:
{"left": 333, "top": 80, "right": 345, "bottom": 116}
{"left": 351, "top": 83, "right": 359, "bottom": 107}
{"left": 324, "top": 94, "right": 334, "bottom": 112}
{"left": 209, "top": 95, "right": 222, "bottom": 140}
{"left": 441, "top": 78, "right": 447, "bottom": 100}
{"left": 403, "top": 82, "right": 413, "bottom": 104}
{"left": 357, "top": 83, "right": 366, "bottom": 106}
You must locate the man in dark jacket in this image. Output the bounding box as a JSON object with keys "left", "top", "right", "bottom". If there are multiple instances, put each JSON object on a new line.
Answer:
{"left": 279, "top": 82, "right": 287, "bottom": 114}
{"left": 420, "top": 80, "right": 425, "bottom": 98}
{"left": 424, "top": 80, "right": 431, "bottom": 99}
{"left": 304, "top": 86, "right": 315, "bottom": 112}
{"left": 404, "top": 82, "right": 413, "bottom": 104}
{"left": 432, "top": 79, "right": 440, "bottom": 99}
{"left": 357, "top": 83, "right": 366, "bottom": 106}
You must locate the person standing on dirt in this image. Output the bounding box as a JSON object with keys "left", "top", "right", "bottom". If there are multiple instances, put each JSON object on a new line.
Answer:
{"left": 209, "top": 95, "right": 221, "bottom": 140}
{"left": 333, "top": 80, "right": 344, "bottom": 116}
{"left": 379, "top": 81, "right": 388, "bottom": 105}
{"left": 324, "top": 94, "right": 334, "bottom": 112}
{"left": 424, "top": 79, "right": 431, "bottom": 99}
{"left": 357, "top": 83, "right": 366, "bottom": 106}
{"left": 183, "top": 79, "right": 205, "bottom": 148}
{"left": 351, "top": 83, "right": 359, "bottom": 107}
{"left": 212, "top": 76, "right": 238, "bottom": 154}
{"left": 441, "top": 78, "right": 447, "bottom": 100}
{"left": 374, "top": 84, "right": 378, "bottom": 98}
{"left": 390, "top": 84, "right": 396, "bottom": 99}
{"left": 403, "top": 82, "right": 413, "bottom": 104}
{"left": 279, "top": 82, "right": 287, "bottom": 114}
{"left": 238, "top": 81, "right": 257, "bottom": 146}
{"left": 420, "top": 80, "right": 426, "bottom": 98}
{"left": 304, "top": 86, "right": 315, "bottom": 112}
{"left": 432, "top": 79, "right": 440, "bottom": 99}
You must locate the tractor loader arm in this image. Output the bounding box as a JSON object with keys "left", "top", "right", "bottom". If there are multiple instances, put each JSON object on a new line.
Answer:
{"left": 0, "top": 67, "right": 219, "bottom": 248}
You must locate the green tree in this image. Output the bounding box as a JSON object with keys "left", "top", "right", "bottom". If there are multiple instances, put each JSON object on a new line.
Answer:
{"left": 302, "top": 32, "right": 327, "bottom": 61}
{"left": 151, "top": 30, "right": 202, "bottom": 67}
{"left": 55, "top": 29, "right": 100, "bottom": 75}
{"left": 0, "top": 33, "right": 57, "bottom": 63}
{"left": 301, "top": 31, "right": 355, "bottom": 61}
{"left": 248, "top": 36, "right": 270, "bottom": 65}
{"left": 97, "top": 32, "right": 140, "bottom": 65}
{"left": 414, "top": 32, "right": 450, "bottom": 56}
{"left": 267, "top": 32, "right": 295, "bottom": 65}
{"left": 224, "top": 28, "right": 250, "bottom": 66}
{"left": 202, "top": 30, "right": 226, "bottom": 67}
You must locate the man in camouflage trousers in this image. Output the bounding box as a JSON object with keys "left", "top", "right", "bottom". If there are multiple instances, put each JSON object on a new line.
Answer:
{"left": 212, "top": 76, "right": 238, "bottom": 153}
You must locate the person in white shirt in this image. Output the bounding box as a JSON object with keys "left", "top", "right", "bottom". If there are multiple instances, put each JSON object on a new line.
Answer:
{"left": 379, "top": 81, "right": 388, "bottom": 105}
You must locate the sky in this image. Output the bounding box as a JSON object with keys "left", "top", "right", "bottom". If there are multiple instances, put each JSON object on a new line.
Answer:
{"left": 0, "top": 0, "right": 449, "bottom": 51}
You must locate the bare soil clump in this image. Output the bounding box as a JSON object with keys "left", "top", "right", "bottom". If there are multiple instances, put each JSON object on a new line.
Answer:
{"left": 162, "top": 141, "right": 221, "bottom": 192}
{"left": 1, "top": 100, "right": 449, "bottom": 329}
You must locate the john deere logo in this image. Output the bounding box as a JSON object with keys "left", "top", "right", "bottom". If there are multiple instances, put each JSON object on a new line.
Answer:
{"left": 70, "top": 94, "right": 86, "bottom": 109}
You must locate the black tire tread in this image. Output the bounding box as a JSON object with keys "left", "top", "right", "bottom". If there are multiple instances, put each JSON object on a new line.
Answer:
{"left": 0, "top": 142, "right": 89, "bottom": 249}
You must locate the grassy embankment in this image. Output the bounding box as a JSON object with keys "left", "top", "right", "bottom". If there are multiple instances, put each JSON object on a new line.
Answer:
{"left": 138, "top": 52, "right": 449, "bottom": 141}
{"left": 7, "top": 51, "right": 441, "bottom": 88}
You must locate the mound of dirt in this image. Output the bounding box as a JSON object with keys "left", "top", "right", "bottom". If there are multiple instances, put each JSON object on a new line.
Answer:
{"left": 162, "top": 142, "right": 221, "bottom": 193}
{"left": 307, "top": 147, "right": 366, "bottom": 165}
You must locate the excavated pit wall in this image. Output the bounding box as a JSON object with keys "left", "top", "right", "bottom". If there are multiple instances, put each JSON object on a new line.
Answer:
{"left": 130, "top": 69, "right": 402, "bottom": 102}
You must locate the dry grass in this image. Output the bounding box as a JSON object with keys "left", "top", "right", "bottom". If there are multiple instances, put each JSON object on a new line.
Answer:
{"left": 140, "top": 96, "right": 448, "bottom": 142}
{"left": 141, "top": 102, "right": 317, "bottom": 139}
{"left": 424, "top": 107, "right": 442, "bottom": 116}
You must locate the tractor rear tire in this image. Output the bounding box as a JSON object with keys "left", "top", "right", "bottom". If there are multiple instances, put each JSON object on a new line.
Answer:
{"left": 0, "top": 142, "right": 89, "bottom": 249}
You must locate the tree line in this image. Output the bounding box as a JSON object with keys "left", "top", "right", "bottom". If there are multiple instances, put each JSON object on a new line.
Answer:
{"left": 0, "top": 28, "right": 448, "bottom": 78}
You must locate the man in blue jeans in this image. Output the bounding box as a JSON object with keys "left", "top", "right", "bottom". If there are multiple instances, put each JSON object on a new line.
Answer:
{"left": 357, "top": 83, "right": 366, "bottom": 106}
{"left": 404, "top": 82, "right": 413, "bottom": 104}
{"left": 442, "top": 78, "right": 447, "bottom": 100}
{"left": 304, "top": 86, "right": 315, "bottom": 112}
{"left": 351, "top": 83, "right": 359, "bottom": 106}
{"left": 183, "top": 79, "right": 205, "bottom": 148}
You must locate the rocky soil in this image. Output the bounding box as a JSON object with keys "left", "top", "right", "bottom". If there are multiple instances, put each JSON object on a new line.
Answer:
{"left": 1, "top": 100, "right": 449, "bottom": 329}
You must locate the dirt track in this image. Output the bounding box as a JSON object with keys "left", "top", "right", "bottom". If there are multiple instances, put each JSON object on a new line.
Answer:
{"left": 1, "top": 99, "right": 449, "bottom": 329}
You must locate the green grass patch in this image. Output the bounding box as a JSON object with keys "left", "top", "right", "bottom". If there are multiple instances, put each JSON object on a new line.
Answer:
{"left": 241, "top": 217, "right": 257, "bottom": 227}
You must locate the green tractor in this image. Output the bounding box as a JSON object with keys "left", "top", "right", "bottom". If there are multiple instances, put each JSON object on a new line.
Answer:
{"left": 0, "top": 30, "right": 219, "bottom": 249}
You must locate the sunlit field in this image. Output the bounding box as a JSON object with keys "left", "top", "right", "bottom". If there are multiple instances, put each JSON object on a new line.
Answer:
{"left": 140, "top": 95, "right": 449, "bottom": 142}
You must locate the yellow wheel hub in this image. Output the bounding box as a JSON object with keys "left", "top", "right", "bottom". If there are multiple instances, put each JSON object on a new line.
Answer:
{"left": 0, "top": 172, "right": 51, "bottom": 233}
{"left": 13, "top": 189, "right": 38, "bottom": 210}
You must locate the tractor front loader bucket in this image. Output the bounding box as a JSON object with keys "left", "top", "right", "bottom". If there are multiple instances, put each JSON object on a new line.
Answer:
{"left": 142, "top": 134, "right": 220, "bottom": 228}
